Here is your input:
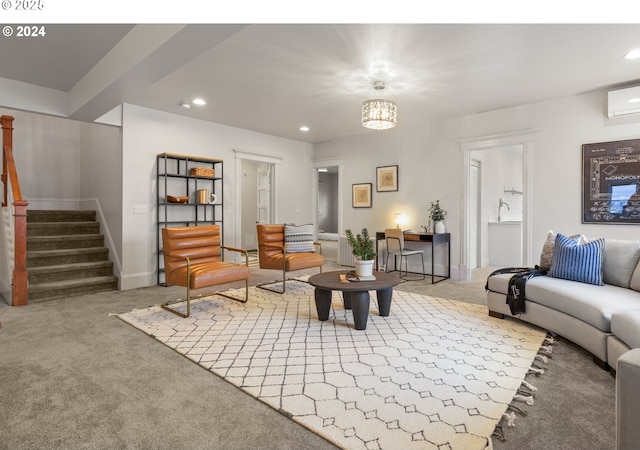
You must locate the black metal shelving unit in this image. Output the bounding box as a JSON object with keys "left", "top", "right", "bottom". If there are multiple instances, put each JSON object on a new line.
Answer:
{"left": 156, "top": 152, "right": 223, "bottom": 285}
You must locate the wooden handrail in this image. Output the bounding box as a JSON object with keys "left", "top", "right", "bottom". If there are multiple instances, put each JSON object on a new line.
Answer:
{"left": 2, "top": 115, "right": 28, "bottom": 306}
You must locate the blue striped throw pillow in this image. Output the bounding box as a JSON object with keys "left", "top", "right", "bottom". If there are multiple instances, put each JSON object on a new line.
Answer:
{"left": 284, "top": 224, "right": 315, "bottom": 253}
{"left": 548, "top": 233, "right": 605, "bottom": 285}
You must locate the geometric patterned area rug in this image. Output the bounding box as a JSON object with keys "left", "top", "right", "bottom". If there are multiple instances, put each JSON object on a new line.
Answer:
{"left": 117, "top": 281, "right": 546, "bottom": 450}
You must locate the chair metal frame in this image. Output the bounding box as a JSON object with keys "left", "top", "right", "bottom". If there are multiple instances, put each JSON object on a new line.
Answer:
{"left": 256, "top": 241, "right": 323, "bottom": 294}
{"left": 384, "top": 228, "right": 426, "bottom": 281}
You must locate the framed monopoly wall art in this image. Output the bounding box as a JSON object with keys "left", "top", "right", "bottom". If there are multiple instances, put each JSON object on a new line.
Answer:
{"left": 582, "top": 138, "right": 640, "bottom": 224}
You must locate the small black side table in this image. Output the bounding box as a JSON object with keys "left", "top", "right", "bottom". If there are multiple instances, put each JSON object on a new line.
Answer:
{"left": 308, "top": 271, "right": 401, "bottom": 330}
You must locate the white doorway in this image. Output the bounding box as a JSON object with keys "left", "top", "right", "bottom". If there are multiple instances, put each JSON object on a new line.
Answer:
{"left": 460, "top": 130, "right": 537, "bottom": 281}
{"left": 240, "top": 160, "right": 274, "bottom": 251}
{"left": 317, "top": 166, "right": 339, "bottom": 240}
{"left": 312, "top": 157, "right": 345, "bottom": 241}
{"left": 234, "top": 149, "right": 282, "bottom": 255}
{"left": 471, "top": 145, "right": 524, "bottom": 269}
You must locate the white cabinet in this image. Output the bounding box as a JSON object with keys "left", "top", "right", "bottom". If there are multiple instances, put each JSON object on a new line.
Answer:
{"left": 488, "top": 222, "right": 522, "bottom": 267}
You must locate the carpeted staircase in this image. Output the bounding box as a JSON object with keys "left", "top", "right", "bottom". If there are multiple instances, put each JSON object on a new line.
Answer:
{"left": 26, "top": 210, "right": 118, "bottom": 301}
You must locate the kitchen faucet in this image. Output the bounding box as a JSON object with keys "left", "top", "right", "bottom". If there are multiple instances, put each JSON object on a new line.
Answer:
{"left": 498, "top": 198, "right": 510, "bottom": 222}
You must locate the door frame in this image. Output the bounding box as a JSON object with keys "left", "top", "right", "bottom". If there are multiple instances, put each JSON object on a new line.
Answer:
{"left": 469, "top": 159, "right": 482, "bottom": 270}
{"left": 459, "top": 130, "right": 538, "bottom": 281}
{"left": 233, "top": 148, "right": 283, "bottom": 255}
{"left": 312, "top": 156, "right": 345, "bottom": 240}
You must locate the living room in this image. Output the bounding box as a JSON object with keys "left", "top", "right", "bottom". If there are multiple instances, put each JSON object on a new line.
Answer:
{"left": 1, "top": 17, "right": 640, "bottom": 450}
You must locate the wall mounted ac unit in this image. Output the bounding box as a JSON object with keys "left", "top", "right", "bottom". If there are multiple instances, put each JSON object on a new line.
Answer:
{"left": 608, "top": 85, "right": 640, "bottom": 118}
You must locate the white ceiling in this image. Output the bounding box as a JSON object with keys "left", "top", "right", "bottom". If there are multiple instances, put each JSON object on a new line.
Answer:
{"left": 1, "top": 23, "right": 640, "bottom": 144}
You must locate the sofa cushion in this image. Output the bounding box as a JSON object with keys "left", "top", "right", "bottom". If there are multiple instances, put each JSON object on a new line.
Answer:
{"left": 548, "top": 233, "right": 605, "bottom": 285}
{"left": 539, "top": 231, "right": 587, "bottom": 270}
{"left": 602, "top": 239, "right": 640, "bottom": 288}
{"left": 611, "top": 311, "right": 640, "bottom": 349}
{"left": 525, "top": 277, "right": 640, "bottom": 331}
{"left": 284, "top": 224, "right": 315, "bottom": 253}
{"left": 487, "top": 274, "right": 640, "bottom": 331}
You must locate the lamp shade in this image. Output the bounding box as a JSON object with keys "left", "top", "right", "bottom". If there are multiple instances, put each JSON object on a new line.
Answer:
{"left": 361, "top": 98, "right": 397, "bottom": 130}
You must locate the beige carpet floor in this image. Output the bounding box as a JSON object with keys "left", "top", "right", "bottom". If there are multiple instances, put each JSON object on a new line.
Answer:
{"left": 0, "top": 239, "right": 615, "bottom": 449}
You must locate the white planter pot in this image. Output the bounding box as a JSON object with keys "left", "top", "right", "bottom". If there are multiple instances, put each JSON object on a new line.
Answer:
{"left": 355, "top": 259, "right": 374, "bottom": 277}
{"left": 434, "top": 221, "right": 446, "bottom": 234}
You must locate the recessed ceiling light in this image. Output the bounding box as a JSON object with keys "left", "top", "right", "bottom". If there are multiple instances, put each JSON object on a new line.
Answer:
{"left": 300, "top": 126, "right": 309, "bottom": 132}
{"left": 180, "top": 102, "right": 191, "bottom": 109}
{"left": 317, "top": 168, "right": 328, "bottom": 172}
{"left": 192, "top": 98, "right": 206, "bottom": 106}
{"left": 624, "top": 49, "right": 640, "bottom": 60}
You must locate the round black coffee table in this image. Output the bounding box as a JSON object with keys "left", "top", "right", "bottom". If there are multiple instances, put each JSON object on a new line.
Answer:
{"left": 308, "top": 270, "right": 401, "bottom": 330}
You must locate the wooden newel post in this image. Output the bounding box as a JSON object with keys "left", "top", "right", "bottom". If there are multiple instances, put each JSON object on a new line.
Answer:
{"left": 12, "top": 200, "right": 28, "bottom": 306}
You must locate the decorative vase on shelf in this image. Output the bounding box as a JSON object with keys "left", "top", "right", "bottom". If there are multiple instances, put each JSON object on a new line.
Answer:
{"left": 355, "top": 258, "right": 375, "bottom": 277}
{"left": 434, "top": 220, "right": 445, "bottom": 234}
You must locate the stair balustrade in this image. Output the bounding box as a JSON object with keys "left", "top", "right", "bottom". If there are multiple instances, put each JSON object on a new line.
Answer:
{"left": 2, "top": 115, "right": 28, "bottom": 306}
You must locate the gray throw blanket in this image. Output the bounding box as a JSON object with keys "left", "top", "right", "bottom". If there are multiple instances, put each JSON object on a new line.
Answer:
{"left": 485, "top": 267, "right": 547, "bottom": 315}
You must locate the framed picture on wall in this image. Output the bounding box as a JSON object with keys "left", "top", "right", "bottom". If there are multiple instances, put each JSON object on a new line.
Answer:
{"left": 582, "top": 138, "right": 640, "bottom": 224}
{"left": 352, "top": 183, "right": 372, "bottom": 208}
{"left": 376, "top": 165, "right": 398, "bottom": 192}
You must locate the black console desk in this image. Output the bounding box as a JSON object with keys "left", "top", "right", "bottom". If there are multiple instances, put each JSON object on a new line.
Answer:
{"left": 375, "top": 231, "right": 451, "bottom": 284}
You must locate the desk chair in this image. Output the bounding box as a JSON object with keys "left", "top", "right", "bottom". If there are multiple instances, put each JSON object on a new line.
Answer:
{"left": 384, "top": 228, "right": 425, "bottom": 281}
{"left": 161, "top": 225, "right": 250, "bottom": 318}
{"left": 256, "top": 224, "right": 323, "bottom": 293}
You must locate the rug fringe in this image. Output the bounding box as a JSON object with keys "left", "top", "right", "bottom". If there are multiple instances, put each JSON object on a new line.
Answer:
{"left": 507, "top": 403, "right": 528, "bottom": 416}
{"left": 493, "top": 330, "right": 557, "bottom": 443}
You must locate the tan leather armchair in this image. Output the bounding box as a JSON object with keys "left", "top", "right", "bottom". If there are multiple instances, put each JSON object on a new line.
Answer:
{"left": 161, "top": 225, "right": 250, "bottom": 318}
{"left": 256, "top": 224, "right": 323, "bottom": 293}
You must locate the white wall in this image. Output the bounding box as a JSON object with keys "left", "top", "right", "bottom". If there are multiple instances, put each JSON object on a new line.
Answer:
{"left": 315, "top": 89, "right": 640, "bottom": 278}
{"left": 120, "top": 104, "right": 314, "bottom": 289}
{"left": 1, "top": 107, "right": 123, "bottom": 282}
{"left": 4, "top": 108, "right": 83, "bottom": 202}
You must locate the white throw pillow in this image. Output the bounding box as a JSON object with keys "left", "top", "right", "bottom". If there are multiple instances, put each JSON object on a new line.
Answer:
{"left": 284, "top": 224, "right": 315, "bottom": 253}
{"left": 603, "top": 239, "right": 640, "bottom": 288}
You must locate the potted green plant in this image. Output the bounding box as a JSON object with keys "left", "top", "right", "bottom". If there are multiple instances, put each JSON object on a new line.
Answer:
{"left": 345, "top": 228, "right": 376, "bottom": 277}
{"left": 429, "top": 200, "right": 447, "bottom": 233}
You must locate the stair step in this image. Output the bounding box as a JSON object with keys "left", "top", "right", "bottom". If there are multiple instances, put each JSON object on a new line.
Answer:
{"left": 27, "top": 221, "right": 100, "bottom": 237}
{"left": 27, "top": 234, "right": 105, "bottom": 251}
{"left": 22, "top": 209, "right": 118, "bottom": 301}
{"left": 28, "top": 276, "right": 119, "bottom": 302}
{"left": 27, "top": 247, "right": 109, "bottom": 267}
{"left": 28, "top": 261, "right": 114, "bottom": 284}
{"left": 27, "top": 210, "right": 96, "bottom": 223}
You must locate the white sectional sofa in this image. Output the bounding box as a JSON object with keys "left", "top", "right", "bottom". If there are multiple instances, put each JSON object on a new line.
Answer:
{"left": 485, "top": 233, "right": 640, "bottom": 449}
{"left": 486, "top": 234, "right": 640, "bottom": 369}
